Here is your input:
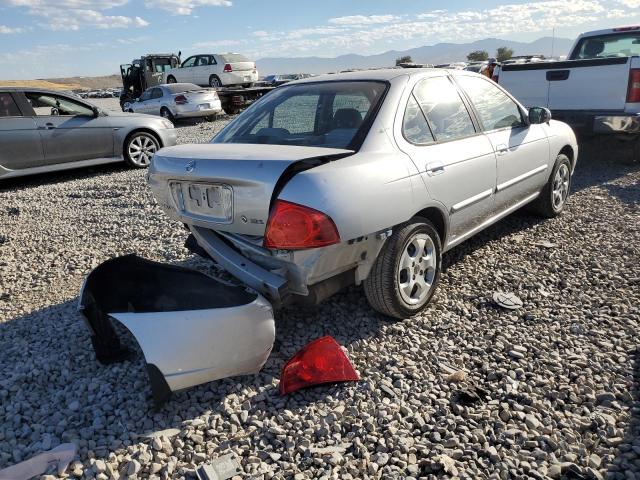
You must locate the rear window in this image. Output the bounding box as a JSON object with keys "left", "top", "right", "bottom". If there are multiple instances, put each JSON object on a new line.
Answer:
{"left": 0, "top": 93, "right": 21, "bottom": 117}
{"left": 219, "top": 54, "right": 250, "bottom": 63}
{"left": 213, "top": 81, "right": 387, "bottom": 150}
{"left": 571, "top": 32, "right": 640, "bottom": 59}
{"left": 164, "top": 83, "right": 202, "bottom": 93}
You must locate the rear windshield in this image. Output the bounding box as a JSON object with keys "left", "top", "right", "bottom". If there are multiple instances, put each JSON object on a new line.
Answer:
{"left": 219, "top": 54, "right": 250, "bottom": 63}
{"left": 212, "top": 81, "right": 387, "bottom": 150}
{"left": 164, "top": 83, "right": 202, "bottom": 93}
{"left": 570, "top": 32, "right": 640, "bottom": 59}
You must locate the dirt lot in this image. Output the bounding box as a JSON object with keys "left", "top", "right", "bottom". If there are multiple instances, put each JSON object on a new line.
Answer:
{"left": 0, "top": 110, "right": 638, "bottom": 479}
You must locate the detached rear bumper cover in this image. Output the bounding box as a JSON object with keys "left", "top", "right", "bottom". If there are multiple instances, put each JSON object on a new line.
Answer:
{"left": 78, "top": 255, "right": 275, "bottom": 408}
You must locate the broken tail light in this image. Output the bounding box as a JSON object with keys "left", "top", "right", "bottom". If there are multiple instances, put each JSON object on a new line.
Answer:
{"left": 223, "top": 63, "right": 233, "bottom": 73}
{"left": 174, "top": 94, "right": 188, "bottom": 105}
{"left": 628, "top": 69, "right": 640, "bottom": 103}
{"left": 264, "top": 200, "right": 340, "bottom": 250}
{"left": 279, "top": 336, "right": 359, "bottom": 395}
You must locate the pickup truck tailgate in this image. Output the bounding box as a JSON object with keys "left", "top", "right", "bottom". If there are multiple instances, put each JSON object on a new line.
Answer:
{"left": 499, "top": 67, "right": 550, "bottom": 108}
{"left": 548, "top": 57, "right": 630, "bottom": 110}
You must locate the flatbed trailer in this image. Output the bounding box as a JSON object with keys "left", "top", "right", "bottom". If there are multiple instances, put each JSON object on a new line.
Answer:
{"left": 215, "top": 85, "right": 275, "bottom": 114}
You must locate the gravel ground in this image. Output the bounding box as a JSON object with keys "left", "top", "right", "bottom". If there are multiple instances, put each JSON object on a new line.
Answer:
{"left": 0, "top": 106, "right": 639, "bottom": 480}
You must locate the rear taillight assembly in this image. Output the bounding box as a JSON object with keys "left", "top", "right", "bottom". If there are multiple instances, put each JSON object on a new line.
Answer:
{"left": 223, "top": 63, "right": 232, "bottom": 73}
{"left": 628, "top": 69, "right": 640, "bottom": 103}
{"left": 264, "top": 200, "right": 340, "bottom": 250}
{"left": 174, "top": 94, "right": 188, "bottom": 105}
{"left": 279, "top": 336, "right": 359, "bottom": 395}
{"left": 614, "top": 25, "right": 640, "bottom": 32}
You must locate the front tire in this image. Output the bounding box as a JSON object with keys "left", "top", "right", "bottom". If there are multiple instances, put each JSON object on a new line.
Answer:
{"left": 530, "top": 153, "right": 572, "bottom": 217}
{"left": 124, "top": 132, "right": 160, "bottom": 168}
{"left": 364, "top": 219, "right": 442, "bottom": 319}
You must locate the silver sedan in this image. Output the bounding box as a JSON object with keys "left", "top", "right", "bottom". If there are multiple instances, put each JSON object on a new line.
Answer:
{"left": 0, "top": 88, "right": 177, "bottom": 180}
{"left": 149, "top": 69, "right": 578, "bottom": 318}
{"left": 125, "top": 83, "right": 222, "bottom": 122}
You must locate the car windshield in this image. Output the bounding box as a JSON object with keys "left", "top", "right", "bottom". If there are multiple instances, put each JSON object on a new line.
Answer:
{"left": 213, "top": 81, "right": 387, "bottom": 149}
{"left": 220, "top": 54, "right": 250, "bottom": 63}
{"left": 164, "top": 83, "right": 202, "bottom": 93}
{"left": 571, "top": 32, "right": 640, "bottom": 59}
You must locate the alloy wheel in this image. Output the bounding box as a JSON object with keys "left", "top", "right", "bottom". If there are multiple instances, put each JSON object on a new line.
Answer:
{"left": 128, "top": 134, "right": 158, "bottom": 167}
{"left": 397, "top": 233, "right": 437, "bottom": 305}
{"left": 552, "top": 163, "right": 570, "bottom": 209}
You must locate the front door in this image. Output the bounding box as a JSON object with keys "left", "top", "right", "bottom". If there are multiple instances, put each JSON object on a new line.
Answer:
{"left": 177, "top": 56, "right": 197, "bottom": 83}
{"left": 396, "top": 75, "right": 497, "bottom": 244}
{"left": 24, "top": 92, "right": 114, "bottom": 165}
{"left": 455, "top": 75, "right": 550, "bottom": 212}
{"left": 0, "top": 92, "right": 45, "bottom": 171}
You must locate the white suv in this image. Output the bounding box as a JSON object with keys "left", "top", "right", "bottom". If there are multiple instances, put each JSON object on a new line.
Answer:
{"left": 163, "top": 53, "right": 258, "bottom": 88}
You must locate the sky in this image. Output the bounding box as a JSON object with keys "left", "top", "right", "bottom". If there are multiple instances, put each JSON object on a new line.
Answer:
{"left": 0, "top": 0, "right": 639, "bottom": 79}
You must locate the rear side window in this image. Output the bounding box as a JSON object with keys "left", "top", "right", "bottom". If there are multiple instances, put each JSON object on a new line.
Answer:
{"left": 413, "top": 76, "right": 476, "bottom": 142}
{"left": 0, "top": 93, "right": 21, "bottom": 117}
{"left": 402, "top": 95, "right": 434, "bottom": 144}
{"left": 456, "top": 75, "right": 524, "bottom": 130}
{"left": 151, "top": 88, "right": 163, "bottom": 99}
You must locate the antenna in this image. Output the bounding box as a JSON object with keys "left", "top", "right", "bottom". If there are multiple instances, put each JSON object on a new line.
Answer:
{"left": 551, "top": 27, "right": 555, "bottom": 58}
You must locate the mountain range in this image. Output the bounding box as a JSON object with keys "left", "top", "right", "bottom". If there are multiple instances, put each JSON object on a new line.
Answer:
{"left": 256, "top": 36, "right": 574, "bottom": 74}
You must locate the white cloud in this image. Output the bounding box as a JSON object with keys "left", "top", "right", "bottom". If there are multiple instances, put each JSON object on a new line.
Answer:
{"left": 616, "top": 0, "right": 640, "bottom": 7}
{"left": 144, "top": 0, "right": 231, "bottom": 15}
{"left": 328, "top": 14, "right": 401, "bottom": 26}
{"left": 193, "top": 39, "right": 245, "bottom": 48}
{"left": 0, "top": 25, "right": 23, "bottom": 33}
{"left": 3, "top": 0, "right": 150, "bottom": 30}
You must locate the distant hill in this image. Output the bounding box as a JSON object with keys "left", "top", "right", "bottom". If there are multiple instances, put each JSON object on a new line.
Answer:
{"left": 256, "top": 36, "right": 574, "bottom": 74}
{"left": 0, "top": 75, "right": 121, "bottom": 91}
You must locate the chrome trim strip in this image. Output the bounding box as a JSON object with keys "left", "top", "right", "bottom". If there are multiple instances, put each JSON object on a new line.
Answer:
{"left": 446, "top": 192, "right": 539, "bottom": 250}
{"left": 451, "top": 188, "right": 493, "bottom": 213}
{"left": 496, "top": 164, "right": 548, "bottom": 192}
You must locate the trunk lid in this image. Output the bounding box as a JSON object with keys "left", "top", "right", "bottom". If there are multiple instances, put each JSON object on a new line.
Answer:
{"left": 177, "top": 90, "right": 219, "bottom": 103}
{"left": 149, "top": 143, "right": 353, "bottom": 236}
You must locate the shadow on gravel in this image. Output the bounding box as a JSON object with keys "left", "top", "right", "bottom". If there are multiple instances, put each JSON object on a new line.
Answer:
{"left": 606, "top": 347, "right": 640, "bottom": 479}
{"left": 0, "top": 163, "right": 128, "bottom": 192}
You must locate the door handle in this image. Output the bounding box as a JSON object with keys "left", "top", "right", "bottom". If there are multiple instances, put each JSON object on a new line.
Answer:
{"left": 546, "top": 70, "right": 570, "bottom": 81}
{"left": 495, "top": 144, "right": 508, "bottom": 156}
{"left": 425, "top": 161, "right": 445, "bottom": 176}
{"left": 41, "top": 123, "right": 56, "bottom": 130}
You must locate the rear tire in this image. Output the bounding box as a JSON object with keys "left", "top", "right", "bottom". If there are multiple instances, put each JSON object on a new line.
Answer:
{"left": 123, "top": 131, "right": 160, "bottom": 169}
{"left": 530, "top": 153, "right": 572, "bottom": 218}
{"left": 364, "top": 219, "right": 442, "bottom": 319}
{"left": 209, "top": 75, "right": 222, "bottom": 88}
{"left": 160, "top": 107, "right": 174, "bottom": 122}
{"left": 166, "top": 76, "right": 177, "bottom": 84}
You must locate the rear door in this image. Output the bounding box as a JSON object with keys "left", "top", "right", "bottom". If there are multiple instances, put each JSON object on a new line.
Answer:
{"left": 455, "top": 74, "right": 550, "bottom": 212}
{"left": 24, "top": 91, "right": 114, "bottom": 165}
{"left": 145, "top": 88, "right": 164, "bottom": 116}
{"left": 396, "top": 75, "right": 497, "bottom": 242}
{"left": 194, "top": 55, "right": 214, "bottom": 86}
{"left": 0, "top": 91, "right": 45, "bottom": 171}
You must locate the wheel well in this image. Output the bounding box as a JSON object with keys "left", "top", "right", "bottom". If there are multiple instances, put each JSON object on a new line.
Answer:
{"left": 412, "top": 207, "right": 447, "bottom": 244}
{"left": 124, "top": 128, "right": 163, "bottom": 149}
{"left": 559, "top": 145, "right": 575, "bottom": 169}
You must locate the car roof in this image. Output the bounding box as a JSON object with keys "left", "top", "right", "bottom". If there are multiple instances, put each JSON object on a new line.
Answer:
{"left": 286, "top": 67, "right": 458, "bottom": 85}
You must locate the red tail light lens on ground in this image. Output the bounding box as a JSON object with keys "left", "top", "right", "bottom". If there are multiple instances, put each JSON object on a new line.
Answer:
{"left": 264, "top": 200, "right": 340, "bottom": 250}
{"left": 174, "top": 95, "right": 188, "bottom": 105}
{"left": 628, "top": 69, "right": 640, "bottom": 103}
{"left": 279, "top": 336, "right": 359, "bottom": 395}
{"left": 223, "top": 64, "right": 232, "bottom": 73}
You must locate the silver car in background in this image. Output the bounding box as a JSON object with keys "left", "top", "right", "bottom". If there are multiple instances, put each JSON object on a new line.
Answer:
{"left": 125, "top": 83, "right": 222, "bottom": 122}
{"left": 0, "top": 87, "right": 177, "bottom": 179}
{"left": 149, "top": 69, "right": 578, "bottom": 318}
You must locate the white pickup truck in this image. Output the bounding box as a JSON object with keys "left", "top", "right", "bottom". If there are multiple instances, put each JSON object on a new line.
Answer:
{"left": 494, "top": 26, "right": 640, "bottom": 139}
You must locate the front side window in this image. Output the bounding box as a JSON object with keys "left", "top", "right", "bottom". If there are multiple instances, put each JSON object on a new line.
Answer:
{"left": 402, "top": 95, "right": 434, "bottom": 144}
{"left": 139, "top": 90, "right": 152, "bottom": 101}
{"left": 0, "top": 93, "right": 21, "bottom": 117}
{"left": 213, "top": 81, "right": 387, "bottom": 149}
{"left": 570, "top": 32, "right": 640, "bottom": 59}
{"left": 181, "top": 57, "right": 196, "bottom": 68}
{"left": 412, "top": 76, "right": 476, "bottom": 142}
{"left": 456, "top": 75, "right": 524, "bottom": 131}
{"left": 25, "top": 92, "right": 93, "bottom": 116}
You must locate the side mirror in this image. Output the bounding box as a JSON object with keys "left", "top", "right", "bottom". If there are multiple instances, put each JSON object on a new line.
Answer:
{"left": 529, "top": 106, "right": 551, "bottom": 124}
